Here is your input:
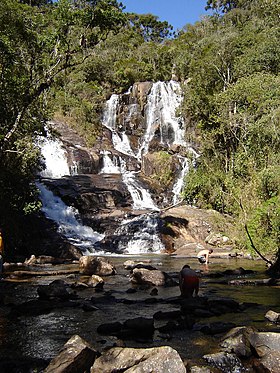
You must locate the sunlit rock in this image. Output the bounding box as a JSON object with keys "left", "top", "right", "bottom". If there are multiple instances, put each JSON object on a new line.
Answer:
{"left": 44, "top": 334, "right": 97, "bottom": 373}
{"left": 265, "top": 310, "right": 280, "bottom": 323}
{"left": 79, "top": 256, "right": 116, "bottom": 276}
{"left": 130, "top": 268, "right": 177, "bottom": 287}
{"left": 249, "top": 332, "right": 280, "bottom": 358}
{"left": 91, "top": 346, "right": 186, "bottom": 373}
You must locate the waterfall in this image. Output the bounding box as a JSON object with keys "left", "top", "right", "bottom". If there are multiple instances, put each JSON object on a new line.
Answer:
{"left": 119, "top": 159, "right": 159, "bottom": 211}
{"left": 37, "top": 183, "right": 105, "bottom": 254}
{"left": 115, "top": 214, "right": 164, "bottom": 254}
{"left": 102, "top": 95, "right": 135, "bottom": 157}
{"left": 39, "top": 136, "right": 70, "bottom": 178}
{"left": 172, "top": 157, "right": 190, "bottom": 205}
{"left": 99, "top": 151, "right": 121, "bottom": 174}
{"left": 36, "top": 80, "right": 194, "bottom": 256}
{"left": 137, "top": 81, "right": 185, "bottom": 158}
{"left": 102, "top": 80, "right": 194, "bottom": 207}
{"left": 101, "top": 94, "right": 158, "bottom": 211}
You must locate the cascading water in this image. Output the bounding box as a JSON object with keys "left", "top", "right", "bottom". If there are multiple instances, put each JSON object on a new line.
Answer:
{"left": 38, "top": 133, "right": 105, "bottom": 254}
{"left": 137, "top": 81, "right": 186, "bottom": 159}
{"left": 37, "top": 81, "right": 197, "bottom": 255}
{"left": 102, "top": 80, "right": 196, "bottom": 207}
{"left": 115, "top": 214, "right": 164, "bottom": 254}
{"left": 99, "top": 81, "right": 193, "bottom": 253}
{"left": 39, "top": 136, "right": 71, "bottom": 178}
{"left": 37, "top": 183, "right": 105, "bottom": 254}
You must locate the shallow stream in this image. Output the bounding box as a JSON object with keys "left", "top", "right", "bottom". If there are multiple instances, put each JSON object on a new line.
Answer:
{"left": 0, "top": 255, "right": 280, "bottom": 372}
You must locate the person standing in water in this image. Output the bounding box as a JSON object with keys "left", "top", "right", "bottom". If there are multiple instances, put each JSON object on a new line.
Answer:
{"left": 197, "top": 249, "right": 213, "bottom": 264}
{"left": 179, "top": 265, "right": 199, "bottom": 298}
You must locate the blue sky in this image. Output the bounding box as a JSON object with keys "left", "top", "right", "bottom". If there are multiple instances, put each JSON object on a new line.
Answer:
{"left": 121, "top": 0, "right": 210, "bottom": 31}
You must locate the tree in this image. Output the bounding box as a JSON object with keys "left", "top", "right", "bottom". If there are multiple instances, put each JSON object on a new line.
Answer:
{"left": 127, "top": 13, "right": 173, "bottom": 42}
{"left": 0, "top": 0, "right": 125, "bottom": 246}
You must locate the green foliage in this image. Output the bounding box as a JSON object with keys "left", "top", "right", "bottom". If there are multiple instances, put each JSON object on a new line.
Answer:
{"left": 246, "top": 196, "right": 280, "bottom": 256}
{"left": 177, "top": 1, "right": 280, "bottom": 259}
{"left": 148, "top": 151, "right": 174, "bottom": 188}
{"left": 0, "top": 0, "right": 126, "bottom": 245}
{"left": 127, "top": 13, "right": 174, "bottom": 42}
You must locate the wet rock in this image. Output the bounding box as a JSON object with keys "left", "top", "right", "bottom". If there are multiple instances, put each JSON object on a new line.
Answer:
{"left": 126, "top": 287, "right": 137, "bottom": 294}
{"left": 203, "top": 352, "right": 245, "bottom": 372}
{"left": 87, "top": 274, "right": 104, "bottom": 289}
{"left": 180, "top": 296, "right": 209, "bottom": 314}
{"left": 130, "top": 268, "right": 177, "bottom": 287}
{"left": 24, "top": 255, "right": 66, "bottom": 265}
{"left": 220, "top": 326, "right": 256, "bottom": 358}
{"left": 265, "top": 310, "right": 280, "bottom": 323}
{"left": 157, "top": 320, "right": 179, "bottom": 333}
{"left": 10, "top": 299, "right": 54, "bottom": 317}
{"left": 123, "top": 317, "right": 154, "bottom": 335}
{"left": 154, "top": 310, "right": 182, "bottom": 320}
{"left": 194, "top": 321, "right": 236, "bottom": 335}
{"left": 97, "top": 322, "right": 123, "bottom": 335}
{"left": 44, "top": 334, "right": 97, "bottom": 373}
{"left": 123, "top": 259, "right": 152, "bottom": 270}
{"left": 81, "top": 302, "right": 99, "bottom": 312}
{"left": 37, "top": 279, "right": 73, "bottom": 300}
{"left": 207, "top": 297, "right": 240, "bottom": 314}
{"left": 222, "top": 267, "right": 254, "bottom": 276}
{"left": 91, "top": 346, "right": 186, "bottom": 373}
{"left": 249, "top": 332, "right": 280, "bottom": 358}
{"left": 150, "top": 287, "right": 158, "bottom": 296}
{"left": 79, "top": 256, "right": 116, "bottom": 276}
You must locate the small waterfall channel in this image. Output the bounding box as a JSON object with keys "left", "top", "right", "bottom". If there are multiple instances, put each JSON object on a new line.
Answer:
{"left": 37, "top": 136, "right": 105, "bottom": 254}
{"left": 38, "top": 81, "right": 197, "bottom": 255}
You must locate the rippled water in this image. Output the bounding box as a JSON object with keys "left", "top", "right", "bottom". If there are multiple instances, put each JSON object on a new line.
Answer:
{"left": 0, "top": 256, "right": 279, "bottom": 372}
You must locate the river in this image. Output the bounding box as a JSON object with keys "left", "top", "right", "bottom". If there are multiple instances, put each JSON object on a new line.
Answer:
{"left": 0, "top": 255, "right": 279, "bottom": 372}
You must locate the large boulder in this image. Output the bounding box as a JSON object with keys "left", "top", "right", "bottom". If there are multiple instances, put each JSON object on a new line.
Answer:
{"left": 130, "top": 268, "right": 177, "bottom": 287}
{"left": 44, "top": 335, "right": 97, "bottom": 373}
{"left": 91, "top": 346, "right": 186, "bottom": 373}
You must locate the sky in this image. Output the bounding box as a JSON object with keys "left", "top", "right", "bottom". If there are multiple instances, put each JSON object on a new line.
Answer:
{"left": 120, "top": 0, "right": 210, "bottom": 31}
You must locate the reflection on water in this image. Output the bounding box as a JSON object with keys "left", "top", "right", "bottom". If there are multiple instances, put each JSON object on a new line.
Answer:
{"left": 1, "top": 256, "right": 280, "bottom": 371}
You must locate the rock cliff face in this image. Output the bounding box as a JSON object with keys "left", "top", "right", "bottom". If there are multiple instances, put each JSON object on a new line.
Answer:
{"left": 35, "top": 81, "right": 234, "bottom": 258}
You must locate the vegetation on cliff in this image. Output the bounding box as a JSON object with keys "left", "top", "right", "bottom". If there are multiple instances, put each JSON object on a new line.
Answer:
{"left": 0, "top": 0, "right": 279, "bottom": 268}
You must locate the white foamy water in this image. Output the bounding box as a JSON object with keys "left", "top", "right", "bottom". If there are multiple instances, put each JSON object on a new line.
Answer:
{"left": 116, "top": 215, "right": 164, "bottom": 254}
{"left": 99, "top": 151, "right": 121, "bottom": 174}
{"left": 37, "top": 182, "right": 105, "bottom": 254}
{"left": 39, "top": 137, "right": 70, "bottom": 178}
{"left": 137, "top": 80, "right": 185, "bottom": 159}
